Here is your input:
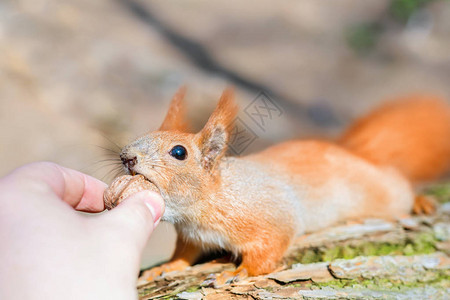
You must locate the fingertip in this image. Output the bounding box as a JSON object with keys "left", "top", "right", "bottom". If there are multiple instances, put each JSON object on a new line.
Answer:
{"left": 100, "top": 190, "right": 165, "bottom": 251}
{"left": 131, "top": 191, "right": 165, "bottom": 228}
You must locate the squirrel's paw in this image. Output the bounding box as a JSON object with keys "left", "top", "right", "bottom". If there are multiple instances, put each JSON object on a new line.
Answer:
{"left": 413, "top": 195, "right": 436, "bottom": 215}
{"left": 209, "top": 267, "right": 249, "bottom": 288}
{"left": 139, "top": 260, "right": 190, "bottom": 283}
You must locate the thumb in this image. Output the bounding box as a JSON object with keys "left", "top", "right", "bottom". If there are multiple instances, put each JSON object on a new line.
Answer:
{"left": 102, "top": 190, "right": 165, "bottom": 251}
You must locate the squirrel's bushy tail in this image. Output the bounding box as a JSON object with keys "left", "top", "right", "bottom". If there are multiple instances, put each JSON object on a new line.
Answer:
{"left": 339, "top": 95, "right": 450, "bottom": 182}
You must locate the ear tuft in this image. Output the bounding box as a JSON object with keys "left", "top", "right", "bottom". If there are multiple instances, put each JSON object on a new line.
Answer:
{"left": 159, "top": 86, "right": 190, "bottom": 132}
{"left": 197, "top": 88, "right": 238, "bottom": 170}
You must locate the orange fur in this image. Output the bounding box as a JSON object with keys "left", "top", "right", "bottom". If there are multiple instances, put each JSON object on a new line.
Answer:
{"left": 340, "top": 95, "right": 450, "bottom": 182}
{"left": 197, "top": 88, "right": 238, "bottom": 171}
{"left": 118, "top": 89, "right": 450, "bottom": 282}
{"left": 158, "top": 86, "right": 190, "bottom": 132}
{"left": 413, "top": 195, "right": 436, "bottom": 215}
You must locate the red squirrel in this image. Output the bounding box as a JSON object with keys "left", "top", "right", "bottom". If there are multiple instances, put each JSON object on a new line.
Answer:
{"left": 118, "top": 87, "right": 450, "bottom": 281}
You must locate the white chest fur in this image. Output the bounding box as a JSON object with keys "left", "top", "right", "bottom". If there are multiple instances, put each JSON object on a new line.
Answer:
{"left": 177, "top": 222, "right": 239, "bottom": 254}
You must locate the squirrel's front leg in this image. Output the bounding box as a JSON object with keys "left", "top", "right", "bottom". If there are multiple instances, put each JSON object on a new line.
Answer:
{"left": 214, "top": 232, "right": 292, "bottom": 286}
{"left": 139, "top": 235, "right": 202, "bottom": 282}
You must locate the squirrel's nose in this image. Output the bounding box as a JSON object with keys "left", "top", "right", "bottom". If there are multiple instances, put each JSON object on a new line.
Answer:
{"left": 120, "top": 155, "right": 137, "bottom": 173}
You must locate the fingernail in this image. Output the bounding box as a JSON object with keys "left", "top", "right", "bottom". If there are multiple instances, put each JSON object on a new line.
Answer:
{"left": 135, "top": 191, "right": 165, "bottom": 228}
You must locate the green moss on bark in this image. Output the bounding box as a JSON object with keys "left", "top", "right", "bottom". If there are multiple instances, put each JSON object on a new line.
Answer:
{"left": 290, "top": 232, "right": 438, "bottom": 266}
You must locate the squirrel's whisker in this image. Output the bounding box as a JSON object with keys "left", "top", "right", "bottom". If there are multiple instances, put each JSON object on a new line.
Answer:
{"left": 98, "top": 134, "right": 123, "bottom": 152}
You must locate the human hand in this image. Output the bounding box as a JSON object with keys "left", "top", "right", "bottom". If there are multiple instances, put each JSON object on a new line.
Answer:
{"left": 0, "top": 162, "right": 164, "bottom": 300}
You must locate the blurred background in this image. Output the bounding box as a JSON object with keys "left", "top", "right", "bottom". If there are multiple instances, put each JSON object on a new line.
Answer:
{"left": 1, "top": 0, "right": 450, "bottom": 268}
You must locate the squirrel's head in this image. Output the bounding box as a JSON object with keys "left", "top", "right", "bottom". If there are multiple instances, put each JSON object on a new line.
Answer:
{"left": 119, "top": 87, "right": 238, "bottom": 222}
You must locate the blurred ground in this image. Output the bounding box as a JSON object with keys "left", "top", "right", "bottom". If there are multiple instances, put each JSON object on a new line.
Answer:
{"left": 1, "top": 0, "right": 450, "bottom": 268}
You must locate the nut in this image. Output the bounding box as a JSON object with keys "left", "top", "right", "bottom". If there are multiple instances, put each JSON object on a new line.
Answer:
{"left": 104, "top": 175, "right": 159, "bottom": 210}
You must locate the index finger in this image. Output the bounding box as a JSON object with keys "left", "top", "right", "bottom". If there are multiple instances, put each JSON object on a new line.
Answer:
{"left": 7, "top": 162, "right": 108, "bottom": 212}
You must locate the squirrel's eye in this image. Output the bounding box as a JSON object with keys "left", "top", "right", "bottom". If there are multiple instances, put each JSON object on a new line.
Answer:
{"left": 170, "top": 145, "right": 187, "bottom": 160}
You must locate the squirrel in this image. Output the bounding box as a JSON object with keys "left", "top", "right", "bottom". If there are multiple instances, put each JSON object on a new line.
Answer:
{"left": 118, "top": 87, "right": 450, "bottom": 282}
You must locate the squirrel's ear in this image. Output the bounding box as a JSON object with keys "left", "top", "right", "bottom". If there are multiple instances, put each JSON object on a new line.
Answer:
{"left": 159, "top": 86, "right": 190, "bottom": 132}
{"left": 197, "top": 88, "right": 238, "bottom": 170}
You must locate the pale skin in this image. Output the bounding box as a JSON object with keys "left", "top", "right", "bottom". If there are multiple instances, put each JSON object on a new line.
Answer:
{"left": 0, "top": 162, "right": 165, "bottom": 300}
